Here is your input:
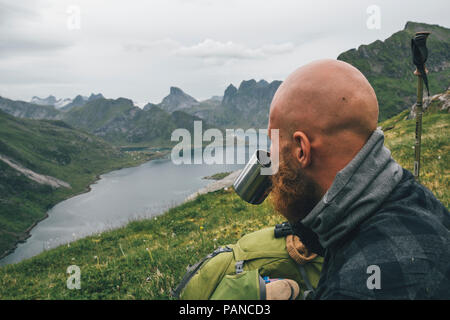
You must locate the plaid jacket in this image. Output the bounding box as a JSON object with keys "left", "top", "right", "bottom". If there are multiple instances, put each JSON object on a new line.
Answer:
{"left": 309, "top": 169, "right": 450, "bottom": 299}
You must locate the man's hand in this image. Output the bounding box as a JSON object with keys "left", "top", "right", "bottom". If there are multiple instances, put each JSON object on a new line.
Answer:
{"left": 265, "top": 278, "right": 300, "bottom": 300}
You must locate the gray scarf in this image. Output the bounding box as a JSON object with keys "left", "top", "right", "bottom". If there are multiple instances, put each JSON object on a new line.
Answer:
{"left": 301, "top": 129, "right": 403, "bottom": 249}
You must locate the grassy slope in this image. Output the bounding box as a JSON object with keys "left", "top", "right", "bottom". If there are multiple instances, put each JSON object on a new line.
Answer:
{"left": 381, "top": 110, "right": 449, "bottom": 207}
{"left": 0, "top": 104, "right": 448, "bottom": 299}
{"left": 0, "top": 111, "right": 150, "bottom": 259}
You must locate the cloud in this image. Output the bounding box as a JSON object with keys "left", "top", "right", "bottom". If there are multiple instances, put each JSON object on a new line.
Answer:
{"left": 0, "top": 37, "right": 71, "bottom": 57}
{"left": 0, "top": 1, "right": 37, "bottom": 25}
{"left": 123, "top": 38, "right": 181, "bottom": 52}
{"left": 173, "top": 39, "right": 295, "bottom": 63}
{"left": 0, "top": 1, "right": 72, "bottom": 57}
{"left": 122, "top": 38, "right": 296, "bottom": 66}
{"left": 259, "top": 43, "right": 295, "bottom": 55}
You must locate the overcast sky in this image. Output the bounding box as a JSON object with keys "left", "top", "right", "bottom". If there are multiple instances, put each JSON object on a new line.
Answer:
{"left": 0, "top": 0, "right": 448, "bottom": 106}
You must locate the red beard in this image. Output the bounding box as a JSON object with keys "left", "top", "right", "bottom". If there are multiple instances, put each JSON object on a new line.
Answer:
{"left": 269, "top": 148, "right": 323, "bottom": 223}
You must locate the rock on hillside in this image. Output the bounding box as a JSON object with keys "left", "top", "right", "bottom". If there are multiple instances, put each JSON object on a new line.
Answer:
{"left": 409, "top": 88, "right": 450, "bottom": 119}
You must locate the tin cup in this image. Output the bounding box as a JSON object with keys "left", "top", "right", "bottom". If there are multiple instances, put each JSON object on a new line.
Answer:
{"left": 233, "top": 149, "right": 272, "bottom": 205}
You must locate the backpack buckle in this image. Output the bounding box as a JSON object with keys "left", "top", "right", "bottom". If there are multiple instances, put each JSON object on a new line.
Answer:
{"left": 235, "top": 260, "right": 244, "bottom": 274}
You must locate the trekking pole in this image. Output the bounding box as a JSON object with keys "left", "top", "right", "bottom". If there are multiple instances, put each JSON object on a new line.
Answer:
{"left": 411, "top": 31, "right": 431, "bottom": 181}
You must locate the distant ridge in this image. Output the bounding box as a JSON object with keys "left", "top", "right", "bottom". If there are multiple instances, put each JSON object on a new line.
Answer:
{"left": 30, "top": 93, "right": 105, "bottom": 111}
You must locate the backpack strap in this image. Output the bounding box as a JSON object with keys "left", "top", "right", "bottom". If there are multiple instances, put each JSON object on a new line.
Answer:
{"left": 298, "top": 264, "right": 315, "bottom": 300}
{"left": 171, "top": 246, "right": 232, "bottom": 299}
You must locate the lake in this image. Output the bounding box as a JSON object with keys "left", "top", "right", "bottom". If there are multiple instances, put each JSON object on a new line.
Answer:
{"left": 0, "top": 138, "right": 265, "bottom": 266}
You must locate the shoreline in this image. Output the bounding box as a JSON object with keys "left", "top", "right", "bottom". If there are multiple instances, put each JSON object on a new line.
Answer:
{"left": 185, "top": 169, "right": 241, "bottom": 202}
{"left": 0, "top": 151, "right": 167, "bottom": 262}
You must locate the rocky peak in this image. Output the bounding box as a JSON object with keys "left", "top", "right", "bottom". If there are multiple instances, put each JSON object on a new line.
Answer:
{"left": 114, "top": 97, "right": 134, "bottom": 106}
{"left": 238, "top": 79, "right": 257, "bottom": 91}
{"left": 221, "top": 79, "right": 282, "bottom": 114}
{"left": 30, "top": 95, "right": 58, "bottom": 106}
{"left": 88, "top": 93, "right": 104, "bottom": 101}
{"left": 257, "top": 79, "right": 269, "bottom": 86}
{"left": 143, "top": 102, "right": 158, "bottom": 111}
{"left": 169, "top": 87, "right": 185, "bottom": 96}
{"left": 221, "top": 84, "right": 238, "bottom": 108}
{"left": 224, "top": 84, "right": 237, "bottom": 96}
{"left": 72, "top": 95, "right": 87, "bottom": 104}
{"left": 159, "top": 87, "right": 199, "bottom": 113}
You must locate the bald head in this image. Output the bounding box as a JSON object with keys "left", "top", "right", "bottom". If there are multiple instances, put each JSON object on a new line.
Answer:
{"left": 268, "top": 59, "right": 379, "bottom": 193}
{"left": 270, "top": 59, "right": 378, "bottom": 139}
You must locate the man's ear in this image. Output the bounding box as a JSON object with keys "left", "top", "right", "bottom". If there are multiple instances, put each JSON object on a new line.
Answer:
{"left": 292, "top": 131, "right": 311, "bottom": 168}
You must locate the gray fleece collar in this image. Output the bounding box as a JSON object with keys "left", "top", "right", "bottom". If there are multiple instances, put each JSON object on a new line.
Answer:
{"left": 301, "top": 129, "right": 403, "bottom": 249}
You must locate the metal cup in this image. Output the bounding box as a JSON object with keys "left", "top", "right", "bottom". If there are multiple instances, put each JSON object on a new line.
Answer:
{"left": 233, "top": 149, "right": 272, "bottom": 205}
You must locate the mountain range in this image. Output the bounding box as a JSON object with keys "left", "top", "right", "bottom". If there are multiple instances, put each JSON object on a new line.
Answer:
{"left": 30, "top": 93, "right": 105, "bottom": 111}
{"left": 31, "top": 95, "right": 71, "bottom": 109}
{"left": 64, "top": 97, "right": 212, "bottom": 146}
{"left": 0, "top": 21, "right": 448, "bottom": 147}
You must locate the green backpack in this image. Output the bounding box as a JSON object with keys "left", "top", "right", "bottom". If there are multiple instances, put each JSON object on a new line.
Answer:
{"left": 172, "top": 223, "right": 323, "bottom": 300}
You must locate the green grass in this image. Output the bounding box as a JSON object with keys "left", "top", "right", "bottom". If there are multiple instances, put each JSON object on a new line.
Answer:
{"left": 0, "top": 105, "right": 448, "bottom": 299}
{"left": 380, "top": 109, "right": 450, "bottom": 207}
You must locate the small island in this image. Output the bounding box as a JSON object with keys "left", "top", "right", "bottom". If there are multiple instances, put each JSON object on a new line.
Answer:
{"left": 203, "top": 171, "right": 233, "bottom": 180}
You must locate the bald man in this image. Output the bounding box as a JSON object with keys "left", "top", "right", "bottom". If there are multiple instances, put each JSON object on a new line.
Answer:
{"left": 268, "top": 59, "right": 450, "bottom": 299}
